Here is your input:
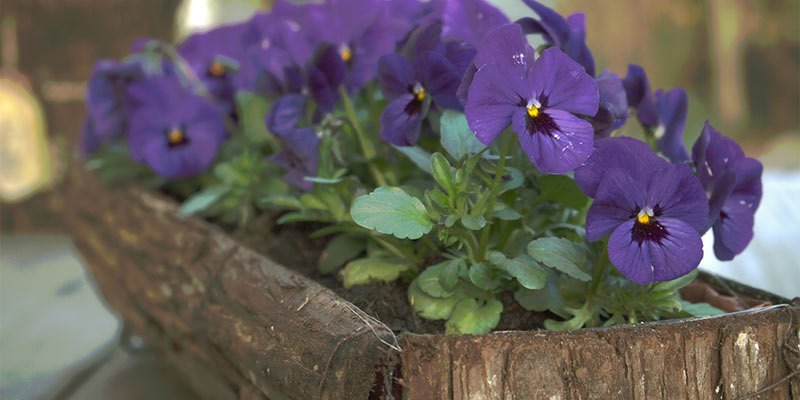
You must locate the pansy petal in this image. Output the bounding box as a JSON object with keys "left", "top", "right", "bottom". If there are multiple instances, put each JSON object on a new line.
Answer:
{"left": 574, "top": 136, "right": 667, "bottom": 198}
{"left": 646, "top": 217, "right": 703, "bottom": 283}
{"left": 456, "top": 62, "right": 477, "bottom": 105}
{"left": 712, "top": 199, "right": 755, "bottom": 260}
{"left": 445, "top": 40, "right": 477, "bottom": 78}
{"left": 378, "top": 54, "right": 418, "bottom": 102}
{"left": 417, "top": 51, "right": 461, "bottom": 110}
{"left": 564, "top": 13, "right": 595, "bottom": 76}
{"left": 585, "top": 168, "right": 646, "bottom": 241}
{"left": 473, "top": 23, "right": 535, "bottom": 73}
{"left": 521, "top": 0, "right": 570, "bottom": 46}
{"left": 465, "top": 63, "right": 528, "bottom": 146}
{"left": 654, "top": 88, "right": 689, "bottom": 162}
{"left": 380, "top": 94, "right": 427, "bottom": 146}
{"left": 646, "top": 163, "right": 708, "bottom": 233}
{"left": 515, "top": 17, "right": 552, "bottom": 42}
{"left": 591, "top": 70, "right": 629, "bottom": 138}
{"left": 307, "top": 66, "right": 338, "bottom": 113}
{"left": 622, "top": 64, "right": 658, "bottom": 127}
{"left": 515, "top": 108, "right": 593, "bottom": 174}
{"left": 706, "top": 169, "right": 737, "bottom": 230}
{"left": 311, "top": 42, "right": 347, "bottom": 89}
{"left": 729, "top": 157, "right": 763, "bottom": 210}
{"left": 266, "top": 94, "right": 307, "bottom": 134}
{"left": 402, "top": 23, "right": 445, "bottom": 61}
{"left": 527, "top": 47, "right": 598, "bottom": 116}
{"left": 608, "top": 220, "right": 655, "bottom": 285}
{"left": 442, "top": 0, "right": 509, "bottom": 47}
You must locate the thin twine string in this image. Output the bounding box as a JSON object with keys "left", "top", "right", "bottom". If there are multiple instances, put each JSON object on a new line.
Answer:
{"left": 343, "top": 301, "right": 402, "bottom": 352}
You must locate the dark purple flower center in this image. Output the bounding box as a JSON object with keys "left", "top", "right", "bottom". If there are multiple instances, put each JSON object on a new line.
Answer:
{"left": 403, "top": 82, "right": 426, "bottom": 115}
{"left": 630, "top": 205, "right": 668, "bottom": 244}
{"left": 519, "top": 96, "right": 559, "bottom": 137}
{"left": 165, "top": 125, "right": 190, "bottom": 148}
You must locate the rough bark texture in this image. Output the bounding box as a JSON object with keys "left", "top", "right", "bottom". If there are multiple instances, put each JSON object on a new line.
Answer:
{"left": 61, "top": 167, "right": 393, "bottom": 400}
{"left": 57, "top": 166, "right": 799, "bottom": 400}
{"left": 400, "top": 307, "right": 799, "bottom": 400}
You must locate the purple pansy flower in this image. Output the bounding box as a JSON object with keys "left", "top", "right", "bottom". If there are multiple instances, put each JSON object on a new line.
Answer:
{"left": 126, "top": 77, "right": 226, "bottom": 179}
{"left": 577, "top": 137, "right": 709, "bottom": 285}
{"left": 591, "top": 70, "right": 629, "bottom": 138}
{"left": 265, "top": 95, "right": 320, "bottom": 191}
{"left": 309, "top": 0, "right": 410, "bottom": 91}
{"left": 517, "top": 0, "right": 595, "bottom": 77}
{"left": 575, "top": 136, "right": 668, "bottom": 198}
{"left": 622, "top": 64, "right": 689, "bottom": 162}
{"left": 464, "top": 25, "right": 598, "bottom": 174}
{"left": 178, "top": 21, "right": 259, "bottom": 117}
{"left": 441, "top": 0, "right": 509, "bottom": 47}
{"left": 378, "top": 23, "right": 475, "bottom": 146}
{"left": 691, "top": 122, "right": 763, "bottom": 260}
{"left": 81, "top": 59, "right": 144, "bottom": 154}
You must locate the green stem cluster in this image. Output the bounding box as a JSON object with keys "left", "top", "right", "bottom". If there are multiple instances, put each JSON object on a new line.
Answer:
{"left": 338, "top": 86, "right": 388, "bottom": 187}
{"left": 476, "top": 129, "right": 513, "bottom": 261}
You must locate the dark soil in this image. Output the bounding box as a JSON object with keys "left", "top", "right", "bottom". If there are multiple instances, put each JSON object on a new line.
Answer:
{"left": 233, "top": 213, "right": 551, "bottom": 334}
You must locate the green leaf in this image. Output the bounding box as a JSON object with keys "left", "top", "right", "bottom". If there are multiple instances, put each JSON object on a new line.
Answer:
{"left": 527, "top": 237, "right": 592, "bottom": 282}
{"left": 350, "top": 187, "right": 433, "bottom": 240}
{"left": 417, "top": 262, "right": 456, "bottom": 298}
{"left": 179, "top": 186, "right": 229, "bottom": 217}
{"left": 440, "top": 110, "right": 486, "bottom": 160}
{"left": 445, "top": 298, "right": 502, "bottom": 335}
{"left": 318, "top": 234, "right": 365, "bottom": 274}
{"left": 460, "top": 215, "right": 486, "bottom": 231}
{"left": 408, "top": 279, "right": 465, "bottom": 320}
{"left": 393, "top": 145, "right": 432, "bottom": 174}
{"left": 431, "top": 152, "right": 456, "bottom": 196}
{"left": 215, "top": 163, "right": 248, "bottom": 185}
{"left": 488, "top": 252, "right": 546, "bottom": 290}
{"left": 499, "top": 167, "right": 524, "bottom": 193}
{"left": 304, "top": 176, "right": 344, "bottom": 184}
{"left": 468, "top": 262, "right": 499, "bottom": 290}
{"left": 261, "top": 194, "right": 302, "bottom": 209}
{"left": 513, "top": 268, "right": 568, "bottom": 317}
{"left": 340, "top": 258, "right": 413, "bottom": 288}
{"left": 300, "top": 193, "right": 327, "bottom": 210}
{"left": 536, "top": 174, "right": 589, "bottom": 209}
{"left": 676, "top": 300, "right": 726, "bottom": 317}
{"left": 653, "top": 269, "right": 698, "bottom": 293}
{"left": 494, "top": 205, "right": 522, "bottom": 221}
{"left": 544, "top": 303, "right": 595, "bottom": 331}
{"left": 440, "top": 259, "right": 462, "bottom": 292}
{"left": 236, "top": 91, "right": 271, "bottom": 143}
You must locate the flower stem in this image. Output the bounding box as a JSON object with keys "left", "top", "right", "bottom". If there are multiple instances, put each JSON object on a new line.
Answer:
{"left": 476, "top": 129, "right": 513, "bottom": 261}
{"left": 338, "top": 86, "right": 388, "bottom": 187}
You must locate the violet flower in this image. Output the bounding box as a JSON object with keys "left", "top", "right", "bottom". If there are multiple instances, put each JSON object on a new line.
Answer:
{"left": 178, "top": 21, "right": 258, "bottom": 118}
{"left": 464, "top": 25, "right": 598, "bottom": 174}
{"left": 265, "top": 94, "right": 320, "bottom": 191}
{"left": 309, "top": 0, "right": 410, "bottom": 91}
{"left": 591, "top": 70, "right": 629, "bottom": 138}
{"left": 517, "top": 0, "right": 595, "bottom": 77}
{"left": 691, "top": 122, "right": 763, "bottom": 260}
{"left": 577, "top": 137, "right": 709, "bottom": 284}
{"left": 623, "top": 64, "right": 689, "bottom": 163}
{"left": 378, "top": 24, "right": 475, "bottom": 146}
{"left": 126, "top": 77, "right": 226, "bottom": 179}
{"left": 81, "top": 59, "right": 144, "bottom": 154}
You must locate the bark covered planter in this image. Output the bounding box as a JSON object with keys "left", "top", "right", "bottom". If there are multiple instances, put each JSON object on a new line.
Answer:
{"left": 62, "top": 166, "right": 800, "bottom": 400}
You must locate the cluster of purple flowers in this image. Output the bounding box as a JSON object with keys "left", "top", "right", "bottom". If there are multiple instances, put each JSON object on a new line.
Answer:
{"left": 83, "top": 0, "right": 763, "bottom": 285}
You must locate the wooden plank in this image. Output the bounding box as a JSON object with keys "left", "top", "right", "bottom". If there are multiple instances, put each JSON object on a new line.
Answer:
{"left": 400, "top": 306, "right": 799, "bottom": 400}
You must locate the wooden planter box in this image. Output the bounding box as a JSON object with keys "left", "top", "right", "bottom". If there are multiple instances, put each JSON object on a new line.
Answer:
{"left": 59, "top": 165, "right": 799, "bottom": 400}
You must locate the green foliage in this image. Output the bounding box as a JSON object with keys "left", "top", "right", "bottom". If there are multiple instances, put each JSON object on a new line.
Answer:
{"left": 318, "top": 234, "right": 365, "bottom": 274}
{"left": 350, "top": 187, "right": 433, "bottom": 240}
{"left": 445, "top": 298, "right": 503, "bottom": 335}
{"left": 536, "top": 174, "right": 590, "bottom": 209}
{"left": 527, "top": 237, "right": 593, "bottom": 282}
{"left": 340, "top": 257, "right": 413, "bottom": 288}
{"left": 440, "top": 110, "right": 486, "bottom": 160}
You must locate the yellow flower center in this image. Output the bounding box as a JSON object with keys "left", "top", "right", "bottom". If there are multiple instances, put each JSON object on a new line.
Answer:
{"left": 527, "top": 99, "right": 542, "bottom": 118}
{"left": 413, "top": 85, "right": 425, "bottom": 101}
{"left": 339, "top": 44, "right": 352, "bottom": 62}
{"left": 637, "top": 208, "right": 654, "bottom": 224}
{"left": 167, "top": 127, "right": 184, "bottom": 144}
{"left": 209, "top": 61, "right": 226, "bottom": 77}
